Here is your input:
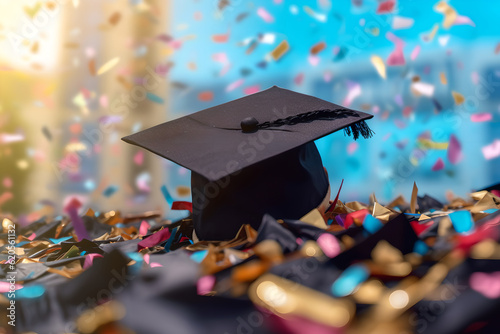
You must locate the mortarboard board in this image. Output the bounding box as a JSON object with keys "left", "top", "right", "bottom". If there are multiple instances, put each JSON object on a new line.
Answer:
{"left": 123, "top": 86, "right": 373, "bottom": 240}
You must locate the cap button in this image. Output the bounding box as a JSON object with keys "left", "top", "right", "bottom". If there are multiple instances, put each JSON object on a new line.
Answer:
{"left": 240, "top": 117, "right": 259, "bottom": 133}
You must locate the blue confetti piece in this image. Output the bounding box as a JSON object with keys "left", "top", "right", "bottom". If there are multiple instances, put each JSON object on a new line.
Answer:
{"left": 146, "top": 92, "right": 164, "bottom": 104}
{"left": 16, "top": 285, "right": 45, "bottom": 299}
{"left": 331, "top": 264, "right": 369, "bottom": 297}
{"left": 102, "top": 185, "right": 119, "bottom": 197}
{"left": 49, "top": 236, "right": 73, "bottom": 244}
{"left": 126, "top": 252, "right": 144, "bottom": 275}
{"left": 413, "top": 240, "right": 429, "bottom": 255}
{"left": 16, "top": 241, "right": 30, "bottom": 247}
{"left": 116, "top": 223, "right": 126, "bottom": 228}
{"left": 164, "top": 227, "right": 178, "bottom": 252}
{"left": 81, "top": 251, "right": 86, "bottom": 256}
{"left": 484, "top": 208, "right": 498, "bottom": 214}
{"left": 363, "top": 214, "right": 383, "bottom": 234}
{"left": 449, "top": 211, "right": 474, "bottom": 234}
{"left": 190, "top": 250, "right": 208, "bottom": 263}
{"left": 161, "top": 185, "right": 174, "bottom": 204}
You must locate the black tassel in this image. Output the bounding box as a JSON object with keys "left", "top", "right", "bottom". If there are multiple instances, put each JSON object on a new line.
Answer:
{"left": 344, "top": 120, "right": 374, "bottom": 140}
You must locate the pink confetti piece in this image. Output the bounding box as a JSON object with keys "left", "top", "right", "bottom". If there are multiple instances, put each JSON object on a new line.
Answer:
{"left": 482, "top": 140, "right": 500, "bottom": 160}
{"left": 150, "top": 262, "right": 163, "bottom": 268}
{"left": 470, "top": 113, "right": 492, "bottom": 123}
{"left": 347, "top": 142, "right": 358, "bottom": 155}
{"left": 376, "top": 0, "right": 395, "bottom": 14}
{"left": 432, "top": 157, "right": 445, "bottom": 171}
{"left": 317, "top": 233, "right": 341, "bottom": 258}
{"left": 394, "top": 94, "right": 403, "bottom": 107}
{"left": 3, "top": 177, "right": 13, "bottom": 188}
{"left": 470, "top": 272, "right": 500, "bottom": 299}
{"left": 471, "top": 71, "right": 480, "bottom": 85}
{"left": 139, "top": 220, "right": 150, "bottom": 236}
{"left": 257, "top": 7, "right": 274, "bottom": 23}
{"left": 226, "top": 79, "right": 244, "bottom": 92}
{"left": 83, "top": 253, "right": 104, "bottom": 269}
{"left": 243, "top": 85, "right": 260, "bottom": 95}
{"left": 197, "top": 275, "right": 216, "bottom": 295}
{"left": 133, "top": 151, "right": 144, "bottom": 165}
{"left": 403, "top": 106, "right": 413, "bottom": 117}
{"left": 447, "top": 134, "right": 463, "bottom": 164}
{"left": 144, "top": 253, "right": 150, "bottom": 264}
{"left": 294, "top": 73, "right": 304, "bottom": 85}
{"left": 0, "top": 282, "right": 23, "bottom": 293}
{"left": 296, "top": 237, "right": 303, "bottom": 245}
{"left": 343, "top": 81, "right": 361, "bottom": 107}
{"left": 99, "top": 95, "right": 109, "bottom": 108}
{"left": 454, "top": 15, "right": 475, "bottom": 27}
{"left": 386, "top": 32, "right": 405, "bottom": 66}
{"left": 27, "top": 233, "right": 36, "bottom": 241}
{"left": 323, "top": 70, "right": 333, "bottom": 82}
{"left": 392, "top": 16, "right": 414, "bottom": 30}
{"left": 411, "top": 45, "right": 421, "bottom": 61}
{"left": 308, "top": 54, "right": 320, "bottom": 66}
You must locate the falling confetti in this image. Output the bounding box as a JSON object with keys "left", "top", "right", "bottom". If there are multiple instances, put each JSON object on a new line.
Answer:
{"left": 370, "top": 55, "right": 386, "bottom": 79}
{"left": 97, "top": 57, "right": 120, "bottom": 76}
{"left": 257, "top": 7, "right": 274, "bottom": 23}
{"left": 447, "top": 135, "right": 463, "bottom": 164}
{"left": 270, "top": 40, "right": 290, "bottom": 61}
{"left": 452, "top": 91, "right": 465, "bottom": 105}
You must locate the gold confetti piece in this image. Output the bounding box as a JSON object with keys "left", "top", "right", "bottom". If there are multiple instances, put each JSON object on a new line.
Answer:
{"left": 417, "top": 138, "right": 449, "bottom": 150}
{"left": 24, "top": 2, "right": 42, "bottom": 18}
{"left": 270, "top": 40, "right": 290, "bottom": 61}
{"left": 97, "top": 57, "right": 120, "bottom": 76}
{"left": 88, "top": 59, "right": 96, "bottom": 76}
{"left": 440, "top": 72, "right": 447, "bottom": 85}
{"left": 176, "top": 186, "right": 191, "bottom": 197}
{"left": 410, "top": 182, "right": 418, "bottom": 213}
{"left": 300, "top": 209, "right": 327, "bottom": 229}
{"left": 17, "top": 159, "right": 29, "bottom": 170}
{"left": 370, "top": 55, "right": 386, "bottom": 79}
{"left": 434, "top": 1, "right": 457, "bottom": 29}
{"left": 452, "top": 91, "right": 465, "bottom": 105}
{"left": 310, "top": 41, "right": 326, "bottom": 55}
{"left": 31, "top": 41, "right": 39, "bottom": 54}
{"left": 109, "top": 12, "right": 122, "bottom": 26}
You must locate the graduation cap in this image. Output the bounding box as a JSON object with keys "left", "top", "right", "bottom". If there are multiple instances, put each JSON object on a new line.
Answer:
{"left": 123, "top": 86, "right": 373, "bottom": 240}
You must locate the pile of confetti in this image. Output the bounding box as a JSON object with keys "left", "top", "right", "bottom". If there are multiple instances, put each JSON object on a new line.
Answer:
{"left": 1, "top": 183, "right": 500, "bottom": 333}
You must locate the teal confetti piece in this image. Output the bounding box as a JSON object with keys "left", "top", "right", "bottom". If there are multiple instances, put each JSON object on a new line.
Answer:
{"left": 449, "top": 210, "right": 474, "bottom": 234}
{"left": 126, "top": 252, "right": 144, "bottom": 275}
{"left": 102, "top": 185, "right": 119, "bottom": 197}
{"left": 161, "top": 185, "right": 174, "bottom": 204}
{"left": 363, "top": 214, "right": 383, "bottom": 234}
{"left": 484, "top": 208, "right": 498, "bottom": 214}
{"left": 331, "top": 264, "right": 369, "bottom": 297}
{"left": 413, "top": 240, "right": 429, "bottom": 255}
{"left": 146, "top": 92, "right": 164, "bottom": 104}
{"left": 164, "top": 227, "right": 178, "bottom": 252}
{"left": 16, "top": 285, "right": 45, "bottom": 299}
{"left": 190, "top": 250, "right": 208, "bottom": 263}
{"left": 49, "top": 236, "right": 73, "bottom": 244}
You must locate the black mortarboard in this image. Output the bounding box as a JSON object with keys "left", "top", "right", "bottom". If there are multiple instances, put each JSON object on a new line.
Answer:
{"left": 123, "top": 86, "right": 373, "bottom": 240}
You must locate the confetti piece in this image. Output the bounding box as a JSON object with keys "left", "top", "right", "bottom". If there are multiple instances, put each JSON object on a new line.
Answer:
{"left": 452, "top": 91, "right": 465, "bottom": 105}
{"left": 370, "top": 55, "right": 386, "bottom": 79}
{"left": 3, "top": 177, "right": 13, "bottom": 188}
{"left": 449, "top": 210, "right": 474, "bottom": 234}
{"left": 447, "top": 135, "right": 463, "bottom": 164}
{"left": 432, "top": 158, "right": 445, "bottom": 171}
{"left": 294, "top": 72, "right": 304, "bottom": 85}
{"left": 317, "top": 233, "right": 341, "bottom": 258}
{"left": 410, "top": 182, "right": 418, "bottom": 213}
{"left": 64, "top": 198, "right": 90, "bottom": 241}
{"left": 150, "top": 262, "right": 163, "bottom": 268}
{"left": 198, "top": 91, "right": 214, "bottom": 101}
{"left": 257, "top": 7, "right": 274, "bottom": 23}
{"left": 139, "top": 220, "right": 150, "bottom": 236}
{"left": 226, "top": 79, "right": 244, "bottom": 92}
{"left": 24, "top": 2, "right": 42, "bottom": 18}
{"left": 386, "top": 32, "right": 405, "bottom": 66}
{"left": 304, "top": 6, "right": 327, "bottom": 22}
{"left": 347, "top": 142, "right": 358, "bottom": 155}
{"left": 108, "top": 12, "right": 122, "bottom": 26}
{"left": 171, "top": 201, "right": 193, "bottom": 213}
{"left": 331, "top": 264, "right": 369, "bottom": 297}
{"left": 138, "top": 227, "right": 172, "bottom": 251}
{"left": 376, "top": 0, "right": 395, "bottom": 14}
{"left": 83, "top": 253, "right": 104, "bottom": 269}
{"left": 310, "top": 41, "right": 326, "bottom": 55}
{"left": 136, "top": 172, "right": 151, "bottom": 192}
{"left": 161, "top": 185, "right": 174, "bottom": 204}
{"left": 0, "top": 281, "right": 23, "bottom": 293}
{"left": 197, "top": 275, "right": 216, "bottom": 295}
{"left": 471, "top": 113, "right": 492, "bottom": 123}
{"left": 259, "top": 33, "right": 276, "bottom": 45}
{"left": 363, "top": 215, "right": 383, "bottom": 234}
{"left": 411, "top": 45, "right": 421, "bottom": 61}
{"left": 97, "top": 57, "right": 120, "bottom": 76}
{"left": 482, "top": 140, "right": 500, "bottom": 160}
{"left": 271, "top": 40, "right": 290, "bottom": 61}
{"left": 343, "top": 81, "right": 361, "bottom": 107}
{"left": 440, "top": 72, "right": 448, "bottom": 85}
{"left": 49, "top": 236, "right": 73, "bottom": 244}
{"left": 17, "top": 285, "right": 45, "bottom": 299}
{"left": 191, "top": 250, "right": 208, "bottom": 263}
{"left": 421, "top": 24, "right": 439, "bottom": 43}
{"left": 102, "top": 185, "right": 119, "bottom": 197}
{"left": 146, "top": 92, "right": 164, "bottom": 104}
{"left": 212, "top": 29, "right": 230, "bottom": 43}
{"left": 392, "top": 16, "right": 414, "bottom": 30}
{"left": 470, "top": 272, "right": 500, "bottom": 299}
{"left": 438, "top": 35, "right": 450, "bottom": 46}
{"left": 454, "top": 15, "right": 475, "bottom": 27}
{"left": 243, "top": 85, "right": 260, "bottom": 95}
{"left": 0, "top": 133, "right": 25, "bottom": 144}
{"left": 308, "top": 55, "right": 320, "bottom": 66}
{"left": 412, "top": 81, "right": 435, "bottom": 97}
